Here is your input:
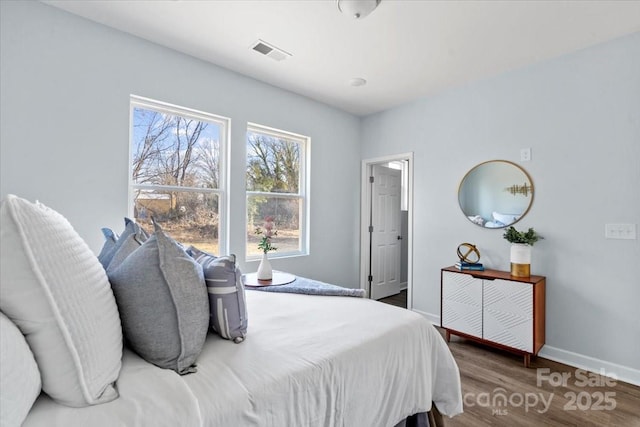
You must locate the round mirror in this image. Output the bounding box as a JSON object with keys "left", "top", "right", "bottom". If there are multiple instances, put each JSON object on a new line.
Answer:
{"left": 458, "top": 160, "right": 534, "bottom": 228}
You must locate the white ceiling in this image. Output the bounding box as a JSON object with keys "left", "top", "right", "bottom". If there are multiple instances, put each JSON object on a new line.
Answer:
{"left": 44, "top": 0, "right": 640, "bottom": 116}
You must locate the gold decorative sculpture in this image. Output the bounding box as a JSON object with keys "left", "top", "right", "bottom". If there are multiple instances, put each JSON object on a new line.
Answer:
{"left": 456, "top": 243, "right": 481, "bottom": 264}
{"left": 505, "top": 182, "right": 533, "bottom": 197}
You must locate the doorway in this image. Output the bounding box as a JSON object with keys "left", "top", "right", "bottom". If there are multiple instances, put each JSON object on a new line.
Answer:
{"left": 360, "top": 153, "right": 413, "bottom": 309}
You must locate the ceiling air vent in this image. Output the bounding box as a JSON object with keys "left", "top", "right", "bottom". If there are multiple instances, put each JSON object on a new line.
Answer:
{"left": 251, "top": 39, "right": 292, "bottom": 62}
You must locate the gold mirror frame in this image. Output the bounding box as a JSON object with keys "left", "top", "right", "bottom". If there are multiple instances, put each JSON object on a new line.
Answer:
{"left": 458, "top": 160, "right": 534, "bottom": 229}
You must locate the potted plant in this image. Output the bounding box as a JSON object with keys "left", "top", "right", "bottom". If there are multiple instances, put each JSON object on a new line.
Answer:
{"left": 503, "top": 227, "right": 541, "bottom": 277}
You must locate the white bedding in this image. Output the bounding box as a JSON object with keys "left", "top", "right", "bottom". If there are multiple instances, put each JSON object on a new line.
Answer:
{"left": 24, "top": 291, "right": 463, "bottom": 427}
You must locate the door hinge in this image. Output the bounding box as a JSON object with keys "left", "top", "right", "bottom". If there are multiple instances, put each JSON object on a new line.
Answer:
{"left": 369, "top": 176, "right": 374, "bottom": 183}
{"left": 368, "top": 225, "right": 373, "bottom": 233}
{"left": 368, "top": 275, "right": 373, "bottom": 283}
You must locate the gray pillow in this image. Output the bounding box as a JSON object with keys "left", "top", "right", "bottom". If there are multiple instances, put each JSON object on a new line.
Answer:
{"left": 96, "top": 227, "right": 118, "bottom": 267}
{"left": 188, "top": 247, "right": 248, "bottom": 343}
{"left": 108, "top": 222, "right": 209, "bottom": 374}
{"left": 98, "top": 218, "right": 148, "bottom": 269}
{"left": 105, "top": 232, "right": 145, "bottom": 273}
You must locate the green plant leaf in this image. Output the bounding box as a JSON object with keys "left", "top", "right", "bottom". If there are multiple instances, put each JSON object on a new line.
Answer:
{"left": 503, "top": 226, "right": 541, "bottom": 245}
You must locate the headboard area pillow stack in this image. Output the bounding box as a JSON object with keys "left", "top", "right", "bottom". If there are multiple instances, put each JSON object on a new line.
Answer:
{"left": 97, "top": 217, "right": 242, "bottom": 373}
{"left": 0, "top": 194, "right": 240, "bottom": 423}
{"left": 0, "top": 194, "right": 123, "bottom": 408}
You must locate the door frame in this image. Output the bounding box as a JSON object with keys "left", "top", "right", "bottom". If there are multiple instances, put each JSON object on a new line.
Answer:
{"left": 360, "top": 152, "right": 414, "bottom": 309}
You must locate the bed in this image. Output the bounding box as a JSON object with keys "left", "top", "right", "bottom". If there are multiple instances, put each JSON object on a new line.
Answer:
{"left": 1, "top": 195, "right": 462, "bottom": 427}
{"left": 22, "top": 290, "right": 463, "bottom": 426}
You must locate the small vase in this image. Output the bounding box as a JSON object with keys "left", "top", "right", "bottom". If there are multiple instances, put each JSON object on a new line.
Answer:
{"left": 510, "top": 243, "right": 531, "bottom": 277}
{"left": 257, "top": 252, "right": 272, "bottom": 281}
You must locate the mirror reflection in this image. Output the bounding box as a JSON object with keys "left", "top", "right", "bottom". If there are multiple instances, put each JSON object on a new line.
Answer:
{"left": 458, "top": 160, "right": 534, "bottom": 228}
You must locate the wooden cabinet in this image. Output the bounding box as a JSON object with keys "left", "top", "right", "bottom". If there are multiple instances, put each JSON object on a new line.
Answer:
{"left": 441, "top": 266, "right": 545, "bottom": 367}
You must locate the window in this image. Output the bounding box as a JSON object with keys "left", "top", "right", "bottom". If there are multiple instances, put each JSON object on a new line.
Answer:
{"left": 129, "top": 96, "right": 229, "bottom": 255}
{"left": 246, "top": 124, "right": 309, "bottom": 258}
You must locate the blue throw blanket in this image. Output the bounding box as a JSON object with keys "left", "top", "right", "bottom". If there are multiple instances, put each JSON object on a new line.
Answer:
{"left": 247, "top": 275, "right": 365, "bottom": 298}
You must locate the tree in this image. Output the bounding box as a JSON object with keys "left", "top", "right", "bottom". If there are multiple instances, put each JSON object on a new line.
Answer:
{"left": 132, "top": 107, "right": 221, "bottom": 236}
{"left": 132, "top": 109, "right": 173, "bottom": 185}
{"left": 246, "top": 133, "right": 299, "bottom": 193}
{"left": 246, "top": 132, "right": 300, "bottom": 230}
{"left": 197, "top": 138, "right": 220, "bottom": 189}
{"left": 132, "top": 108, "right": 216, "bottom": 188}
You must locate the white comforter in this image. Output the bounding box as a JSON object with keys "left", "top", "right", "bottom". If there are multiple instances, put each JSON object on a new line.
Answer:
{"left": 24, "top": 291, "right": 463, "bottom": 427}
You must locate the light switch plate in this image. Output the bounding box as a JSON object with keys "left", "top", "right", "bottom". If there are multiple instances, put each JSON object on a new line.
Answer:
{"left": 605, "top": 224, "right": 637, "bottom": 240}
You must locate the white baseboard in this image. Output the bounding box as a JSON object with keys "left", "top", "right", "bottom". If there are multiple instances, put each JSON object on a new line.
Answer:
{"left": 539, "top": 345, "right": 640, "bottom": 387}
{"left": 412, "top": 310, "right": 640, "bottom": 387}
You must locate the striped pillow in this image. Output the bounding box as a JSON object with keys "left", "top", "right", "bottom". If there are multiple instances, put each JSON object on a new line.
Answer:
{"left": 188, "top": 247, "right": 248, "bottom": 343}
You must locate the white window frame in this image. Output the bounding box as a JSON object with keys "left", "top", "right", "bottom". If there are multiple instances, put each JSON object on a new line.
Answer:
{"left": 129, "top": 95, "right": 230, "bottom": 254}
{"left": 246, "top": 122, "right": 310, "bottom": 260}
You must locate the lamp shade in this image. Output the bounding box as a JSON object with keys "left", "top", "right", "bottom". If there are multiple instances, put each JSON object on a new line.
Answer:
{"left": 337, "top": 0, "right": 381, "bottom": 19}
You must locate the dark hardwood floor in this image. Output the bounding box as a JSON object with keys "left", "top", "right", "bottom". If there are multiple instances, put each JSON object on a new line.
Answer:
{"left": 379, "top": 289, "right": 407, "bottom": 308}
{"left": 378, "top": 291, "right": 640, "bottom": 426}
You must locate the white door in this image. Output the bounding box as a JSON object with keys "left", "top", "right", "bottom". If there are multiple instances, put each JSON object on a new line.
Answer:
{"left": 370, "top": 165, "right": 402, "bottom": 300}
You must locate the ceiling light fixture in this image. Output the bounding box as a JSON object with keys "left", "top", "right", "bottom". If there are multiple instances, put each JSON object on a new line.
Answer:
{"left": 337, "top": 0, "right": 381, "bottom": 19}
{"left": 349, "top": 77, "right": 367, "bottom": 87}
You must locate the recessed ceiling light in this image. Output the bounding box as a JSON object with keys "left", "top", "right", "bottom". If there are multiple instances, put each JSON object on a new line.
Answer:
{"left": 349, "top": 77, "right": 367, "bottom": 87}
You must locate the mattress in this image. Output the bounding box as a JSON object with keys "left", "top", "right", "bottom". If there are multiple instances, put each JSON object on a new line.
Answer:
{"left": 24, "top": 291, "right": 463, "bottom": 426}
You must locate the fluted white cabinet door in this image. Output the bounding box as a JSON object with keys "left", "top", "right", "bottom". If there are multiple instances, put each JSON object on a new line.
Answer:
{"left": 442, "top": 271, "right": 482, "bottom": 338}
{"left": 483, "top": 279, "right": 533, "bottom": 352}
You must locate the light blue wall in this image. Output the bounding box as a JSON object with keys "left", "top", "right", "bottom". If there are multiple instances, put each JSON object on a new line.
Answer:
{"left": 0, "top": 1, "right": 361, "bottom": 286}
{"left": 361, "top": 32, "right": 640, "bottom": 379}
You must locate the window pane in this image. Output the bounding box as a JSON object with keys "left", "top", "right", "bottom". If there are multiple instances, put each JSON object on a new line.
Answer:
{"left": 247, "top": 195, "right": 300, "bottom": 256}
{"left": 246, "top": 131, "right": 300, "bottom": 193}
{"left": 132, "top": 107, "right": 221, "bottom": 189}
{"left": 134, "top": 189, "right": 219, "bottom": 255}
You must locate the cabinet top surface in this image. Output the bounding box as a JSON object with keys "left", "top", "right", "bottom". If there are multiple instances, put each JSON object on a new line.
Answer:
{"left": 442, "top": 266, "right": 545, "bottom": 284}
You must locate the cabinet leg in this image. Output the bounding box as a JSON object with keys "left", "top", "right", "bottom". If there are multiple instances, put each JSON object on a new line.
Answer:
{"left": 524, "top": 354, "right": 531, "bottom": 368}
{"left": 445, "top": 330, "right": 451, "bottom": 343}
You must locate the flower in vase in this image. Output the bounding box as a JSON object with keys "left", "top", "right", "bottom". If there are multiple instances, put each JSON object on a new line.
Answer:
{"left": 255, "top": 216, "right": 277, "bottom": 254}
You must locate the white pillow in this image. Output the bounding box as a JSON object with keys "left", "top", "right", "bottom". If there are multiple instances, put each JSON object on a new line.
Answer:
{"left": 0, "top": 195, "right": 122, "bottom": 407}
{"left": 0, "top": 312, "right": 41, "bottom": 426}
{"left": 492, "top": 211, "right": 519, "bottom": 226}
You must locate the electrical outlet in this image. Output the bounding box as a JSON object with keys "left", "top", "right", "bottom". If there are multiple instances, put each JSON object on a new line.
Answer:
{"left": 605, "top": 224, "right": 637, "bottom": 240}
{"left": 520, "top": 148, "right": 531, "bottom": 162}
